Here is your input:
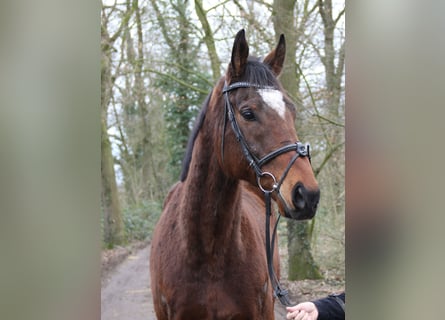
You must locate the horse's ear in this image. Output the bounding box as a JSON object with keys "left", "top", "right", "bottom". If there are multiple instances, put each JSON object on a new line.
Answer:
{"left": 229, "top": 29, "right": 249, "bottom": 79}
{"left": 263, "top": 34, "right": 286, "bottom": 76}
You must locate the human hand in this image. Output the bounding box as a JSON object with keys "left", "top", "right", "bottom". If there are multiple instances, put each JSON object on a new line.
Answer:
{"left": 286, "top": 301, "right": 319, "bottom": 320}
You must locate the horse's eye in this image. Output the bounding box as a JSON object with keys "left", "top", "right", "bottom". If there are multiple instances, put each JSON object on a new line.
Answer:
{"left": 241, "top": 109, "right": 256, "bottom": 121}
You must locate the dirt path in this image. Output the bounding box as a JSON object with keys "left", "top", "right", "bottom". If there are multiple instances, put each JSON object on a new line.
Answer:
{"left": 101, "top": 244, "right": 290, "bottom": 320}
{"left": 101, "top": 245, "right": 157, "bottom": 320}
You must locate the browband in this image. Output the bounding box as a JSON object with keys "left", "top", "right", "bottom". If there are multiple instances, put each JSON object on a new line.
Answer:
{"left": 222, "top": 82, "right": 275, "bottom": 93}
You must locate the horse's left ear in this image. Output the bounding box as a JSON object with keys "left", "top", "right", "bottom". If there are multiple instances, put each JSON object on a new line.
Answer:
{"left": 263, "top": 34, "right": 286, "bottom": 76}
{"left": 229, "top": 29, "right": 249, "bottom": 80}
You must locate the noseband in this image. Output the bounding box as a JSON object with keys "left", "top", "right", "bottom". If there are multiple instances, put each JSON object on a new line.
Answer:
{"left": 222, "top": 81, "right": 312, "bottom": 306}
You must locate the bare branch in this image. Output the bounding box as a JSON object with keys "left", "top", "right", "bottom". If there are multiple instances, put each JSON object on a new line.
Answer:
{"left": 112, "top": 89, "right": 131, "bottom": 162}
{"left": 232, "top": 0, "right": 274, "bottom": 45}
{"left": 109, "top": 6, "right": 134, "bottom": 44}
{"left": 149, "top": 0, "right": 175, "bottom": 51}
{"left": 253, "top": 0, "right": 273, "bottom": 11}
{"left": 142, "top": 67, "right": 209, "bottom": 94}
{"left": 307, "top": 1, "right": 319, "bottom": 15}
{"left": 334, "top": 7, "right": 345, "bottom": 26}
{"left": 313, "top": 114, "right": 344, "bottom": 127}
{"left": 194, "top": 0, "right": 221, "bottom": 81}
{"left": 296, "top": 61, "right": 344, "bottom": 129}
{"left": 160, "top": 61, "right": 214, "bottom": 87}
{"left": 206, "top": 0, "right": 232, "bottom": 13}
{"left": 314, "top": 141, "right": 344, "bottom": 177}
{"left": 336, "top": 39, "right": 345, "bottom": 80}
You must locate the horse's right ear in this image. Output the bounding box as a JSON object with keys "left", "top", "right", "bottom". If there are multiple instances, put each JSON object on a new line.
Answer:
{"left": 228, "top": 29, "right": 249, "bottom": 80}
{"left": 263, "top": 34, "right": 286, "bottom": 76}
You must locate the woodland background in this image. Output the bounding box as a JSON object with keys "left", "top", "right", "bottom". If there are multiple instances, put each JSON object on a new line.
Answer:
{"left": 3, "top": 1, "right": 442, "bottom": 319}
{"left": 101, "top": 0, "right": 345, "bottom": 281}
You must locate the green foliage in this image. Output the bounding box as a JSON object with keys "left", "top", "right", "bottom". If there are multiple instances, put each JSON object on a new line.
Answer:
{"left": 161, "top": 82, "right": 210, "bottom": 179}
{"left": 153, "top": 24, "right": 212, "bottom": 179}
{"left": 147, "top": 0, "right": 210, "bottom": 181}
{"left": 122, "top": 200, "right": 162, "bottom": 242}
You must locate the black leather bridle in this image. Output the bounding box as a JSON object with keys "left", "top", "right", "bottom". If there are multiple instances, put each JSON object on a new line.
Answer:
{"left": 222, "top": 81, "right": 312, "bottom": 306}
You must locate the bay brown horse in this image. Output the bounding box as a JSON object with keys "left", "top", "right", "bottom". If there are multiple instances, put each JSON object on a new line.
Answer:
{"left": 150, "top": 30, "right": 320, "bottom": 320}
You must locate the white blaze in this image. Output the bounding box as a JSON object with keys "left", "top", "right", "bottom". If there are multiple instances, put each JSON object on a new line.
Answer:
{"left": 258, "top": 89, "right": 286, "bottom": 119}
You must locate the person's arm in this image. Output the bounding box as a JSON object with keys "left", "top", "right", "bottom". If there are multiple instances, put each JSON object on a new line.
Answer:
{"left": 312, "top": 292, "right": 345, "bottom": 320}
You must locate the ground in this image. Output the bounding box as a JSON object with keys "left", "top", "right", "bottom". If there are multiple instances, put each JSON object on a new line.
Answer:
{"left": 101, "top": 242, "right": 344, "bottom": 320}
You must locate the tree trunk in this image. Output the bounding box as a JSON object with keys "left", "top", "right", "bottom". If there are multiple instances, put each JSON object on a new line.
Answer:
{"left": 271, "top": 0, "right": 299, "bottom": 100}
{"left": 133, "top": 0, "right": 152, "bottom": 200}
{"left": 287, "top": 221, "right": 322, "bottom": 279}
{"left": 194, "top": 0, "right": 221, "bottom": 82}
{"left": 272, "top": 0, "right": 322, "bottom": 280}
{"left": 101, "top": 119, "right": 125, "bottom": 246}
{"left": 101, "top": 11, "right": 125, "bottom": 246}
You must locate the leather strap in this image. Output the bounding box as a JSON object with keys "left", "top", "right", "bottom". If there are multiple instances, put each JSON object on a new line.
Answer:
{"left": 223, "top": 81, "right": 312, "bottom": 307}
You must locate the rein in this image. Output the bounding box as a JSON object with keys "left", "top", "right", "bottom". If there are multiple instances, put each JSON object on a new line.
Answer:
{"left": 222, "top": 82, "right": 311, "bottom": 306}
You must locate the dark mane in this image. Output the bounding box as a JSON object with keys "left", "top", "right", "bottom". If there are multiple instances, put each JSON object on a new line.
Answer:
{"left": 241, "top": 58, "right": 280, "bottom": 88}
{"left": 180, "top": 91, "right": 212, "bottom": 182}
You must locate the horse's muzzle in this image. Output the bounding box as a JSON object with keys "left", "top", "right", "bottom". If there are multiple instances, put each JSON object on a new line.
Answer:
{"left": 288, "top": 182, "right": 320, "bottom": 220}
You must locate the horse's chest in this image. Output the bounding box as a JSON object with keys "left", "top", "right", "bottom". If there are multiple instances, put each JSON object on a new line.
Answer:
{"left": 169, "top": 278, "right": 271, "bottom": 319}
{"left": 164, "top": 272, "right": 273, "bottom": 320}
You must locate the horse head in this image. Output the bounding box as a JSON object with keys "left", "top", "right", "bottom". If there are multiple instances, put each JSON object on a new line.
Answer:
{"left": 216, "top": 29, "right": 320, "bottom": 220}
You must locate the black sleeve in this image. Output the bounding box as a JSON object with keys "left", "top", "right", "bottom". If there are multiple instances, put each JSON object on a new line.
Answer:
{"left": 312, "top": 292, "right": 345, "bottom": 320}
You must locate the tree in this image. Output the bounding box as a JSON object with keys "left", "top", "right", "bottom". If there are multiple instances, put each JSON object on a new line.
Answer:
{"left": 101, "top": 4, "right": 131, "bottom": 246}
{"left": 316, "top": 0, "right": 345, "bottom": 215}
{"left": 310, "top": 0, "right": 345, "bottom": 277}
{"left": 271, "top": 0, "right": 323, "bottom": 280}
{"left": 194, "top": 0, "right": 221, "bottom": 82}
{"left": 151, "top": 0, "right": 212, "bottom": 179}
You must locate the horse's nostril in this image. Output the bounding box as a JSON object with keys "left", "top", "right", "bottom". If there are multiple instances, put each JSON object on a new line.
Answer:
{"left": 292, "top": 184, "right": 306, "bottom": 210}
{"left": 292, "top": 184, "right": 320, "bottom": 213}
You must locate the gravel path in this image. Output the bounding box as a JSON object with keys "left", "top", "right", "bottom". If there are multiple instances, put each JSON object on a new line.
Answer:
{"left": 101, "top": 246, "right": 157, "bottom": 320}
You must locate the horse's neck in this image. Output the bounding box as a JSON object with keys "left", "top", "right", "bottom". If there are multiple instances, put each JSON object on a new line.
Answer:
{"left": 180, "top": 133, "right": 241, "bottom": 258}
